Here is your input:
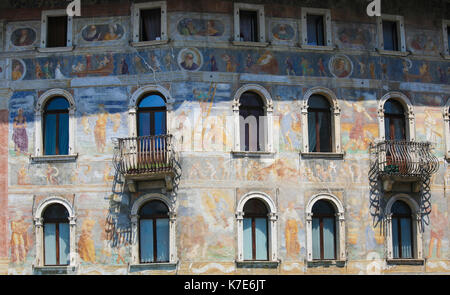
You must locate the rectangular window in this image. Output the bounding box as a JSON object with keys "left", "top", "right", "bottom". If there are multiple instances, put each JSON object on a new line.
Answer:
{"left": 59, "top": 223, "right": 70, "bottom": 265}
{"left": 312, "top": 218, "right": 321, "bottom": 260}
{"left": 307, "top": 14, "right": 325, "bottom": 46}
{"left": 44, "top": 113, "right": 69, "bottom": 155}
{"left": 155, "top": 219, "right": 169, "bottom": 262}
{"left": 44, "top": 223, "right": 70, "bottom": 265}
{"left": 400, "top": 218, "right": 413, "bottom": 258}
{"left": 382, "top": 20, "right": 399, "bottom": 51}
{"left": 254, "top": 217, "right": 268, "bottom": 260}
{"left": 140, "top": 8, "right": 161, "bottom": 42}
{"left": 322, "top": 217, "right": 335, "bottom": 260}
{"left": 239, "top": 10, "right": 258, "bottom": 42}
{"left": 44, "top": 223, "right": 57, "bottom": 265}
{"left": 140, "top": 219, "right": 154, "bottom": 263}
{"left": 47, "top": 16, "right": 68, "bottom": 47}
{"left": 448, "top": 26, "right": 450, "bottom": 52}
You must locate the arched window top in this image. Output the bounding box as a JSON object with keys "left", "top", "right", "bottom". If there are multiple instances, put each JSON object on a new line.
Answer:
{"left": 239, "top": 91, "right": 264, "bottom": 108}
{"left": 312, "top": 200, "right": 335, "bottom": 216}
{"left": 43, "top": 203, "right": 69, "bottom": 222}
{"left": 308, "top": 94, "right": 331, "bottom": 110}
{"left": 384, "top": 99, "right": 404, "bottom": 115}
{"left": 45, "top": 97, "right": 70, "bottom": 111}
{"left": 243, "top": 198, "right": 268, "bottom": 216}
{"left": 139, "top": 200, "right": 169, "bottom": 217}
{"left": 138, "top": 93, "right": 166, "bottom": 108}
{"left": 391, "top": 200, "right": 412, "bottom": 215}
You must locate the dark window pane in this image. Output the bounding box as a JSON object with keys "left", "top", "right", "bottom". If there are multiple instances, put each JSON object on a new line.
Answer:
{"left": 141, "top": 8, "right": 161, "bottom": 41}
{"left": 307, "top": 14, "right": 324, "bottom": 46}
{"left": 384, "top": 99, "right": 406, "bottom": 140}
{"left": 44, "top": 113, "right": 57, "bottom": 155}
{"left": 392, "top": 200, "right": 411, "bottom": 215}
{"left": 137, "top": 93, "right": 167, "bottom": 136}
{"left": 43, "top": 204, "right": 69, "bottom": 222}
{"left": 58, "top": 113, "right": 69, "bottom": 155}
{"left": 140, "top": 200, "right": 169, "bottom": 217}
{"left": 312, "top": 200, "right": 335, "bottom": 216}
{"left": 243, "top": 199, "right": 268, "bottom": 216}
{"left": 45, "top": 97, "right": 70, "bottom": 111}
{"left": 239, "top": 92, "right": 264, "bottom": 151}
{"left": 308, "top": 94, "right": 330, "bottom": 109}
{"left": 239, "top": 10, "right": 258, "bottom": 42}
{"left": 47, "top": 16, "right": 67, "bottom": 47}
{"left": 153, "top": 111, "right": 166, "bottom": 136}
{"left": 308, "top": 95, "right": 332, "bottom": 152}
{"left": 448, "top": 26, "right": 450, "bottom": 52}
{"left": 383, "top": 20, "right": 399, "bottom": 51}
{"left": 139, "top": 94, "right": 166, "bottom": 108}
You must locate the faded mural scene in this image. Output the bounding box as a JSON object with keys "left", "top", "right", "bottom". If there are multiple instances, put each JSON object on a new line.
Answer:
{"left": 0, "top": 0, "right": 449, "bottom": 275}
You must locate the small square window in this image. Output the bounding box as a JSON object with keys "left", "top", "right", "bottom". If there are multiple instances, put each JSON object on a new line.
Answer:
{"left": 444, "top": 21, "right": 450, "bottom": 57}
{"left": 382, "top": 20, "right": 399, "bottom": 51}
{"left": 47, "top": 16, "right": 68, "bottom": 48}
{"left": 376, "top": 15, "right": 407, "bottom": 55}
{"left": 233, "top": 3, "right": 266, "bottom": 45}
{"left": 239, "top": 10, "right": 258, "bottom": 42}
{"left": 306, "top": 14, "right": 325, "bottom": 46}
{"left": 140, "top": 8, "right": 161, "bottom": 42}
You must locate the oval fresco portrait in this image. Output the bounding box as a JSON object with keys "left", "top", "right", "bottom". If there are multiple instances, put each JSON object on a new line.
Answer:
{"left": 178, "top": 48, "right": 203, "bottom": 71}
{"left": 11, "top": 28, "right": 36, "bottom": 47}
{"left": 11, "top": 59, "right": 26, "bottom": 81}
{"left": 177, "top": 18, "right": 224, "bottom": 37}
{"left": 329, "top": 54, "right": 353, "bottom": 78}
{"left": 81, "top": 24, "right": 124, "bottom": 42}
{"left": 271, "top": 23, "right": 295, "bottom": 41}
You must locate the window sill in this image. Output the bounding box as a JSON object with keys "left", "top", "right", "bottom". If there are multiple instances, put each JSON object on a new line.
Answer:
{"left": 386, "top": 259, "right": 424, "bottom": 266}
{"left": 128, "top": 262, "right": 178, "bottom": 272}
{"left": 235, "top": 260, "right": 279, "bottom": 269}
{"left": 441, "top": 53, "right": 450, "bottom": 60}
{"left": 307, "top": 260, "right": 346, "bottom": 267}
{"left": 376, "top": 48, "right": 410, "bottom": 57}
{"left": 299, "top": 44, "right": 335, "bottom": 51}
{"left": 131, "top": 39, "right": 169, "bottom": 47}
{"left": 37, "top": 46, "right": 74, "bottom": 53}
{"left": 30, "top": 154, "right": 78, "bottom": 163}
{"left": 231, "top": 150, "right": 275, "bottom": 158}
{"left": 33, "top": 265, "right": 78, "bottom": 275}
{"left": 300, "top": 152, "right": 345, "bottom": 159}
{"left": 231, "top": 41, "right": 269, "bottom": 47}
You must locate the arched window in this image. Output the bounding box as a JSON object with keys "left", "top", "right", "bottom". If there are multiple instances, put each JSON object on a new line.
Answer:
{"left": 43, "top": 203, "right": 70, "bottom": 266}
{"left": 308, "top": 94, "right": 332, "bottom": 152}
{"left": 137, "top": 93, "right": 167, "bottom": 137}
{"left": 239, "top": 91, "right": 265, "bottom": 152}
{"left": 139, "top": 200, "right": 170, "bottom": 263}
{"left": 43, "top": 97, "right": 69, "bottom": 155}
{"left": 243, "top": 199, "right": 268, "bottom": 261}
{"left": 312, "top": 200, "right": 336, "bottom": 260}
{"left": 384, "top": 99, "right": 406, "bottom": 141}
{"left": 391, "top": 200, "right": 413, "bottom": 259}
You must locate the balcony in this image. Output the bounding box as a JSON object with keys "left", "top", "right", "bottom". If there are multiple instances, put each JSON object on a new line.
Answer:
{"left": 369, "top": 140, "right": 439, "bottom": 183}
{"left": 113, "top": 134, "right": 175, "bottom": 191}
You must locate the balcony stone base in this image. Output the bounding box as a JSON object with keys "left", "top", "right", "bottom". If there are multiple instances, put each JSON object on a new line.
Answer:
{"left": 126, "top": 173, "right": 175, "bottom": 192}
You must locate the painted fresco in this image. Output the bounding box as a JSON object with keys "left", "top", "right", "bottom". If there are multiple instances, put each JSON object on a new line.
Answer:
{"left": 178, "top": 47, "right": 203, "bottom": 71}
{"left": 6, "top": 21, "right": 40, "bottom": 51}
{"left": 169, "top": 13, "right": 231, "bottom": 41}
{"left": 0, "top": 60, "right": 5, "bottom": 80}
{"left": 11, "top": 59, "right": 25, "bottom": 81}
{"left": 8, "top": 91, "right": 33, "bottom": 157}
{"left": 270, "top": 20, "right": 297, "bottom": 45}
{"left": 329, "top": 54, "right": 353, "bottom": 78}
{"left": 81, "top": 24, "right": 124, "bottom": 42}
{"left": 407, "top": 29, "right": 441, "bottom": 56}
{"left": 334, "top": 23, "right": 375, "bottom": 50}
{"left": 177, "top": 18, "right": 224, "bottom": 37}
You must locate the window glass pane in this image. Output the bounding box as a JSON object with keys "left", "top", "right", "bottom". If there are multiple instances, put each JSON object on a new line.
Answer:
{"left": 140, "top": 200, "right": 169, "bottom": 217}
{"left": 307, "top": 14, "right": 324, "bottom": 46}
{"left": 243, "top": 199, "right": 267, "bottom": 215}
{"left": 43, "top": 204, "right": 69, "bottom": 221}
{"left": 392, "top": 217, "right": 400, "bottom": 258}
{"left": 139, "top": 94, "right": 166, "bottom": 108}
{"left": 254, "top": 218, "right": 268, "bottom": 260}
{"left": 384, "top": 99, "right": 404, "bottom": 115}
{"left": 47, "top": 16, "right": 67, "bottom": 47}
{"left": 312, "top": 218, "right": 321, "bottom": 259}
{"left": 156, "top": 219, "right": 170, "bottom": 262}
{"left": 138, "top": 112, "right": 151, "bottom": 137}
{"left": 154, "top": 111, "right": 166, "bottom": 136}
{"left": 44, "top": 223, "right": 57, "bottom": 265}
{"left": 312, "top": 200, "right": 335, "bottom": 215}
{"left": 240, "top": 92, "right": 264, "bottom": 108}
{"left": 392, "top": 201, "right": 411, "bottom": 215}
{"left": 308, "top": 111, "right": 317, "bottom": 152}
{"left": 45, "top": 97, "right": 69, "bottom": 111}
{"left": 400, "top": 218, "right": 413, "bottom": 258}
{"left": 239, "top": 10, "right": 258, "bottom": 42}
{"left": 243, "top": 218, "right": 252, "bottom": 260}
{"left": 323, "top": 217, "right": 335, "bottom": 259}
{"left": 59, "top": 223, "right": 70, "bottom": 265}
{"left": 383, "top": 20, "right": 398, "bottom": 51}
{"left": 318, "top": 111, "right": 332, "bottom": 152}
{"left": 58, "top": 113, "right": 69, "bottom": 155}
{"left": 308, "top": 95, "right": 330, "bottom": 109}
{"left": 141, "top": 9, "right": 161, "bottom": 41}
{"left": 44, "top": 113, "right": 57, "bottom": 155}
{"left": 140, "top": 219, "right": 154, "bottom": 263}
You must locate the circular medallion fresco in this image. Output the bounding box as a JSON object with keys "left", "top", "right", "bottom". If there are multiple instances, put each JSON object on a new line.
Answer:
{"left": 177, "top": 48, "right": 203, "bottom": 71}
{"left": 328, "top": 54, "right": 353, "bottom": 78}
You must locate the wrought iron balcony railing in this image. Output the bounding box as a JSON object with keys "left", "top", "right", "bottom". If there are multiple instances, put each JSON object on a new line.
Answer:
{"left": 369, "top": 140, "right": 439, "bottom": 179}
{"left": 113, "top": 134, "right": 175, "bottom": 180}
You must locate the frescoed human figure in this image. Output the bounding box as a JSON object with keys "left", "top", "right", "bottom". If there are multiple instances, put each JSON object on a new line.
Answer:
{"left": 79, "top": 217, "right": 96, "bottom": 263}
{"left": 180, "top": 52, "right": 199, "bottom": 71}
{"left": 342, "top": 98, "right": 374, "bottom": 152}
{"left": 284, "top": 202, "right": 301, "bottom": 259}
{"left": 94, "top": 104, "right": 108, "bottom": 153}
{"left": 10, "top": 211, "right": 30, "bottom": 264}
{"left": 12, "top": 108, "right": 28, "bottom": 155}
{"left": 428, "top": 204, "right": 447, "bottom": 258}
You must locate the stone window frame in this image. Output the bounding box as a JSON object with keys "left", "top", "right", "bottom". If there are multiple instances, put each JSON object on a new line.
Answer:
{"left": 384, "top": 194, "right": 424, "bottom": 264}
{"left": 305, "top": 193, "right": 346, "bottom": 264}
{"left": 235, "top": 191, "right": 279, "bottom": 267}
{"left": 231, "top": 84, "right": 274, "bottom": 155}
{"left": 129, "top": 193, "right": 177, "bottom": 268}
{"left": 443, "top": 97, "right": 450, "bottom": 160}
{"left": 128, "top": 85, "right": 174, "bottom": 138}
{"left": 31, "top": 88, "right": 78, "bottom": 163}
{"left": 131, "top": 1, "right": 168, "bottom": 47}
{"left": 300, "top": 7, "right": 334, "bottom": 51}
{"left": 38, "top": 9, "right": 74, "bottom": 53}
{"left": 376, "top": 14, "right": 409, "bottom": 57}
{"left": 300, "top": 86, "right": 343, "bottom": 158}
{"left": 232, "top": 2, "right": 268, "bottom": 47}
{"left": 377, "top": 91, "right": 415, "bottom": 141}
{"left": 442, "top": 20, "right": 450, "bottom": 59}
{"left": 32, "top": 196, "right": 78, "bottom": 273}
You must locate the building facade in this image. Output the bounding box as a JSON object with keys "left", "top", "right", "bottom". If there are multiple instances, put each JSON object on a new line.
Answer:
{"left": 0, "top": 0, "right": 449, "bottom": 275}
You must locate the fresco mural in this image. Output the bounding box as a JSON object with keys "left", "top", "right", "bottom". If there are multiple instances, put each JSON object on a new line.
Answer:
{"left": 169, "top": 13, "right": 230, "bottom": 42}
{"left": 6, "top": 22, "right": 40, "bottom": 50}
{"left": 329, "top": 54, "right": 353, "bottom": 78}
{"left": 335, "top": 23, "right": 375, "bottom": 50}
{"left": 81, "top": 24, "right": 124, "bottom": 42}
{"left": 0, "top": 60, "right": 5, "bottom": 80}
{"left": 407, "top": 29, "right": 440, "bottom": 56}
{"left": 178, "top": 48, "right": 203, "bottom": 71}
{"left": 270, "top": 21, "right": 296, "bottom": 44}
{"left": 8, "top": 91, "right": 33, "bottom": 157}
{"left": 11, "top": 59, "right": 25, "bottom": 81}
{"left": 177, "top": 18, "right": 224, "bottom": 37}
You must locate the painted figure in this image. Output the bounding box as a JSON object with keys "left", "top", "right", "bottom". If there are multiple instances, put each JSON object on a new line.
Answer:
{"left": 10, "top": 211, "right": 30, "bottom": 264}
{"left": 103, "top": 24, "right": 119, "bottom": 41}
{"left": 12, "top": 62, "right": 23, "bottom": 81}
{"left": 428, "top": 204, "right": 447, "bottom": 258}
{"left": 79, "top": 217, "right": 96, "bottom": 263}
{"left": 94, "top": 104, "right": 108, "bottom": 153}
{"left": 45, "top": 165, "right": 59, "bottom": 185}
{"left": 317, "top": 58, "right": 327, "bottom": 76}
{"left": 119, "top": 58, "right": 128, "bottom": 75}
{"left": 13, "top": 28, "right": 34, "bottom": 46}
{"left": 343, "top": 98, "right": 374, "bottom": 152}
{"left": 222, "top": 54, "right": 238, "bottom": 72}
{"left": 284, "top": 202, "right": 301, "bottom": 259}
{"left": 12, "top": 108, "right": 28, "bottom": 155}
{"left": 285, "top": 57, "right": 295, "bottom": 75}
{"left": 180, "top": 52, "right": 199, "bottom": 71}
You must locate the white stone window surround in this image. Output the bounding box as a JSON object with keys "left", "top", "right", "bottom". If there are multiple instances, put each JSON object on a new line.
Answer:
{"left": 442, "top": 20, "right": 450, "bottom": 59}
{"left": 443, "top": 97, "right": 450, "bottom": 160}
{"left": 376, "top": 14, "right": 409, "bottom": 57}
{"left": 305, "top": 193, "right": 346, "bottom": 263}
{"left": 31, "top": 89, "right": 77, "bottom": 162}
{"left": 235, "top": 191, "right": 279, "bottom": 264}
{"left": 384, "top": 194, "right": 424, "bottom": 263}
{"left": 231, "top": 84, "right": 274, "bottom": 154}
{"left": 128, "top": 84, "right": 174, "bottom": 138}
{"left": 232, "top": 2, "right": 268, "bottom": 47}
{"left": 377, "top": 91, "right": 415, "bottom": 141}
{"left": 39, "top": 9, "right": 74, "bottom": 52}
{"left": 131, "top": 1, "right": 168, "bottom": 47}
{"left": 33, "top": 196, "right": 78, "bottom": 270}
{"left": 300, "top": 7, "right": 334, "bottom": 51}
{"left": 129, "top": 193, "right": 177, "bottom": 266}
{"left": 300, "top": 86, "right": 343, "bottom": 157}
